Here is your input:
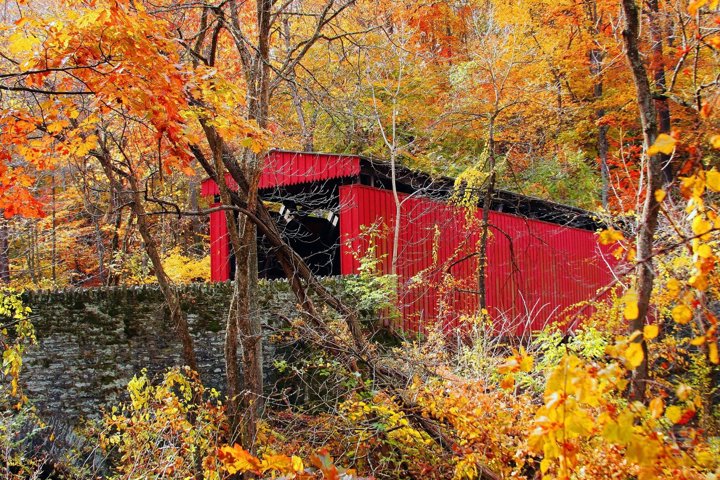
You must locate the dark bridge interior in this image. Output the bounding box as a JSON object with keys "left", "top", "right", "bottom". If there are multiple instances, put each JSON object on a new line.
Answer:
{"left": 224, "top": 180, "right": 343, "bottom": 280}
{"left": 257, "top": 207, "right": 340, "bottom": 279}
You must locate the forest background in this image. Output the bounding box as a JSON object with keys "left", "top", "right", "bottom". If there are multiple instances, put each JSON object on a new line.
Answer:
{"left": 0, "top": 0, "right": 720, "bottom": 479}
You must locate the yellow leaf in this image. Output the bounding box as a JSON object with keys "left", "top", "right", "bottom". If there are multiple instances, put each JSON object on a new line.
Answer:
{"left": 47, "top": 120, "right": 69, "bottom": 134}
{"left": 627, "top": 437, "right": 651, "bottom": 464}
{"left": 672, "top": 304, "right": 693, "bottom": 324}
{"left": 624, "top": 342, "right": 644, "bottom": 368}
{"left": 666, "top": 278, "right": 681, "bottom": 298}
{"left": 654, "top": 189, "right": 666, "bottom": 202}
{"left": 500, "top": 374, "right": 515, "bottom": 390}
{"left": 696, "top": 243, "right": 713, "bottom": 258}
{"left": 643, "top": 324, "right": 659, "bottom": 340}
{"left": 8, "top": 32, "right": 40, "bottom": 55}
{"left": 688, "top": 0, "right": 718, "bottom": 14}
{"left": 690, "top": 336, "right": 706, "bottom": 346}
{"left": 649, "top": 397, "right": 664, "bottom": 419}
{"left": 602, "top": 415, "right": 633, "bottom": 445}
{"left": 520, "top": 354, "right": 534, "bottom": 372}
{"left": 688, "top": 274, "right": 708, "bottom": 291}
{"left": 647, "top": 133, "right": 677, "bottom": 156}
{"left": 665, "top": 405, "right": 682, "bottom": 424}
{"left": 291, "top": 456, "right": 304, "bottom": 473}
{"left": 692, "top": 215, "right": 712, "bottom": 237}
{"left": 260, "top": 454, "right": 294, "bottom": 474}
{"left": 540, "top": 458, "right": 551, "bottom": 474}
{"left": 711, "top": 135, "right": 720, "bottom": 149}
{"left": 602, "top": 420, "right": 632, "bottom": 445}
{"left": 710, "top": 342, "right": 719, "bottom": 365}
{"left": 696, "top": 449, "right": 716, "bottom": 468}
{"left": 598, "top": 228, "right": 624, "bottom": 245}
{"left": 706, "top": 169, "right": 720, "bottom": 192}
{"left": 623, "top": 291, "right": 639, "bottom": 320}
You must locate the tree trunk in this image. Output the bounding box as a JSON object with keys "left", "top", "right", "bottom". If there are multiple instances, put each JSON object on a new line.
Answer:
{"left": 94, "top": 219, "right": 105, "bottom": 285}
{"left": 622, "top": 0, "right": 663, "bottom": 403}
{"left": 590, "top": 49, "right": 610, "bottom": 208}
{"left": 209, "top": 136, "right": 244, "bottom": 445}
{"left": 106, "top": 185, "right": 122, "bottom": 285}
{"left": 648, "top": 0, "right": 673, "bottom": 182}
{"left": 202, "top": 125, "right": 264, "bottom": 450}
{"left": 218, "top": 0, "right": 272, "bottom": 451}
{"left": 478, "top": 120, "right": 496, "bottom": 312}
{"left": 235, "top": 216, "right": 264, "bottom": 450}
{"left": 0, "top": 216, "right": 10, "bottom": 284}
{"left": 186, "top": 178, "right": 204, "bottom": 255}
{"left": 390, "top": 147, "right": 401, "bottom": 278}
{"left": 51, "top": 175, "right": 57, "bottom": 284}
{"left": 202, "top": 0, "right": 362, "bottom": 452}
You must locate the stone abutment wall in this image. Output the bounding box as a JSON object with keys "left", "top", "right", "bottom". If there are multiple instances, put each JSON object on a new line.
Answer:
{"left": 20, "top": 278, "right": 355, "bottom": 422}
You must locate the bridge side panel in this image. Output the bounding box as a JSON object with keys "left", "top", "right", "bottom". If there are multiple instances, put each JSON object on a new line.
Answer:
{"left": 209, "top": 204, "right": 230, "bottom": 282}
{"left": 339, "top": 184, "right": 613, "bottom": 335}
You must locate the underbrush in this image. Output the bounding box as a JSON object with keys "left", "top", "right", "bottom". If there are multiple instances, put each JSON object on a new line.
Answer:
{"left": 2, "top": 284, "right": 719, "bottom": 479}
{"left": 209, "top": 300, "right": 720, "bottom": 479}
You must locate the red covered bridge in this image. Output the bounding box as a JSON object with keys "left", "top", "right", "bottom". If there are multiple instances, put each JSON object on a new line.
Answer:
{"left": 201, "top": 150, "right": 613, "bottom": 334}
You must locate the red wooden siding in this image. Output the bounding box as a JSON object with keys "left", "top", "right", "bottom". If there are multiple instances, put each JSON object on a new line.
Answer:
{"left": 259, "top": 150, "right": 361, "bottom": 189}
{"left": 209, "top": 204, "right": 230, "bottom": 282}
{"left": 201, "top": 151, "right": 361, "bottom": 196}
{"left": 338, "top": 184, "right": 612, "bottom": 334}
{"left": 201, "top": 174, "right": 237, "bottom": 197}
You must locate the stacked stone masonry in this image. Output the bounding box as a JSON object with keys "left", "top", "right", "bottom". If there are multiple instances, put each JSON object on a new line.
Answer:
{"left": 20, "top": 278, "right": 353, "bottom": 422}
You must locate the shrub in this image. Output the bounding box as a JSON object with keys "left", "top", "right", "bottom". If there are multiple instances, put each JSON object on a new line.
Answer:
{"left": 99, "top": 368, "right": 226, "bottom": 479}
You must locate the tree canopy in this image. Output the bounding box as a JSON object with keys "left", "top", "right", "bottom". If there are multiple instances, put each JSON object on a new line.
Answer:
{"left": 0, "top": 0, "right": 720, "bottom": 479}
